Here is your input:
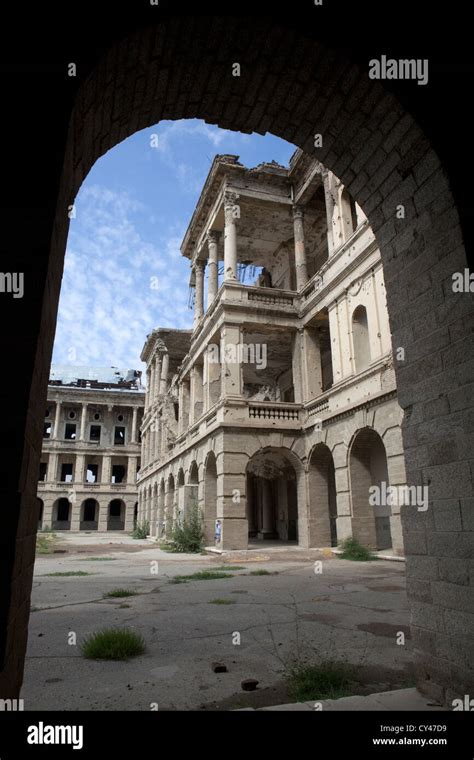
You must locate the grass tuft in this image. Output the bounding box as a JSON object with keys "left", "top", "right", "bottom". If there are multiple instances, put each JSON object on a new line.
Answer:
{"left": 338, "top": 537, "right": 378, "bottom": 561}
{"left": 81, "top": 628, "right": 145, "bottom": 660}
{"left": 212, "top": 565, "right": 245, "bottom": 571}
{"left": 131, "top": 521, "right": 149, "bottom": 539}
{"left": 169, "top": 570, "right": 233, "bottom": 584}
{"left": 103, "top": 588, "right": 138, "bottom": 598}
{"left": 36, "top": 533, "right": 58, "bottom": 555}
{"left": 43, "top": 571, "right": 93, "bottom": 577}
{"left": 285, "top": 659, "right": 356, "bottom": 702}
{"left": 208, "top": 598, "right": 236, "bottom": 605}
{"left": 248, "top": 569, "right": 276, "bottom": 576}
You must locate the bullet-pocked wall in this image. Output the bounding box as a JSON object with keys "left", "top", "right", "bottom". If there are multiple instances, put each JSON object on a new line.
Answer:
{"left": 1, "top": 14, "right": 473, "bottom": 705}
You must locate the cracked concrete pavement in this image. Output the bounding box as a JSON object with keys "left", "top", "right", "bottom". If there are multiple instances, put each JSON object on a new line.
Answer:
{"left": 22, "top": 535, "right": 413, "bottom": 711}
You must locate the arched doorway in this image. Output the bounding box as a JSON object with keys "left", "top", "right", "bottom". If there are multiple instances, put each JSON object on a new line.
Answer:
{"left": 157, "top": 480, "right": 165, "bottom": 539}
{"left": 308, "top": 444, "right": 338, "bottom": 547}
{"left": 108, "top": 499, "right": 125, "bottom": 531}
{"left": 151, "top": 483, "right": 158, "bottom": 536}
{"left": 203, "top": 452, "right": 218, "bottom": 545}
{"left": 176, "top": 469, "right": 185, "bottom": 527}
{"left": 165, "top": 475, "right": 175, "bottom": 536}
{"left": 246, "top": 449, "right": 298, "bottom": 542}
{"left": 80, "top": 499, "right": 98, "bottom": 530}
{"left": 52, "top": 498, "right": 71, "bottom": 530}
{"left": 350, "top": 428, "right": 392, "bottom": 550}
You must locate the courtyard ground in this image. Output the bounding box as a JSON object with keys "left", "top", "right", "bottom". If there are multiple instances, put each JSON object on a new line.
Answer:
{"left": 22, "top": 534, "right": 414, "bottom": 711}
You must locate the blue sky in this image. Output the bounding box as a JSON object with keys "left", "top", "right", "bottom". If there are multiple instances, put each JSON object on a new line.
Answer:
{"left": 52, "top": 120, "right": 295, "bottom": 374}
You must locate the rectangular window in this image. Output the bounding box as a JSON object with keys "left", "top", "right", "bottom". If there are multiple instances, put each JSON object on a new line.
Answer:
{"left": 43, "top": 422, "right": 52, "bottom": 438}
{"left": 114, "top": 426, "right": 125, "bottom": 445}
{"left": 60, "top": 463, "right": 74, "bottom": 482}
{"left": 39, "top": 463, "right": 47, "bottom": 481}
{"left": 89, "top": 425, "right": 101, "bottom": 442}
{"left": 65, "top": 423, "right": 77, "bottom": 440}
{"left": 86, "top": 464, "right": 99, "bottom": 483}
{"left": 111, "top": 465, "right": 125, "bottom": 484}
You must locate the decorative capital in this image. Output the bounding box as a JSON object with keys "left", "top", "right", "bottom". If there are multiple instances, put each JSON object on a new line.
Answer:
{"left": 224, "top": 190, "right": 240, "bottom": 209}
{"left": 207, "top": 230, "right": 220, "bottom": 246}
{"left": 293, "top": 205, "right": 304, "bottom": 221}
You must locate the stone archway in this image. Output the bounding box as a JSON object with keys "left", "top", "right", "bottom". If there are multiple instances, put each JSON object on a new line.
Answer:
{"left": 3, "top": 13, "right": 473, "bottom": 703}
{"left": 308, "top": 443, "right": 338, "bottom": 548}
{"left": 246, "top": 448, "right": 299, "bottom": 543}
{"left": 108, "top": 499, "right": 125, "bottom": 531}
{"left": 80, "top": 499, "right": 99, "bottom": 530}
{"left": 165, "top": 475, "right": 175, "bottom": 536}
{"left": 349, "top": 427, "right": 392, "bottom": 551}
{"left": 52, "top": 498, "right": 71, "bottom": 531}
{"left": 203, "top": 452, "right": 218, "bottom": 545}
{"left": 157, "top": 480, "right": 165, "bottom": 539}
{"left": 176, "top": 468, "right": 185, "bottom": 526}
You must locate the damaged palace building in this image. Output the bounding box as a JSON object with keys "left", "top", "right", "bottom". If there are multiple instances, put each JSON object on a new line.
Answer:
{"left": 138, "top": 150, "right": 408, "bottom": 553}
{"left": 37, "top": 367, "right": 145, "bottom": 532}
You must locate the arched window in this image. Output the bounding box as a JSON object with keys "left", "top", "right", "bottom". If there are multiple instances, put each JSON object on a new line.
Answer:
{"left": 352, "top": 305, "right": 370, "bottom": 372}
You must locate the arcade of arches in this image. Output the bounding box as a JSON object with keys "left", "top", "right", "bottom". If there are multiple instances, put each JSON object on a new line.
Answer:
{"left": 139, "top": 421, "right": 401, "bottom": 553}
{"left": 2, "top": 12, "right": 473, "bottom": 708}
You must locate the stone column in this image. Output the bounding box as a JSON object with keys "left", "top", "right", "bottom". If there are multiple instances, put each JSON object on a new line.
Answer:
{"left": 98, "top": 501, "right": 108, "bottom": 532}
{"left": 189, "top": 367, "right": 196, "bottom": 425}
{"left": 207, "top": 344, "right": 221, "bottom": 407}
{"left": 178, "top": 383, "right": 183, "bottom": 435}
{"left": 131, "top": 407, "right": 138, "bottom": 443}
{"left": 181, "top": 380, "right": 190, "bottom": 433}
{"left": 47, "top": 453, "right": 58, "bottom": 483}
{"left": 124, "top": 501, "right": 135, "bottom": 532}
{"left": 302, "top": 327, "right": 324, "bottom": 401}
{"left": 79, "top": 403, "right": 88, "bottom": 441}
{"left": 223, "top": 192, "right": 239, "bottom": 281}
{"left": 127, "top": 456, "right": 137, "bottom": 484}
{"left": 159, "top": 352, "right": 169, "bottom": 395}
{"left": 75, "top": 453, "right": 85, "bottom": 484}
{"left": 149, "top": 362, "right": 156, "bottom": 406}
{"left": 102, "top": 455, "right": 112, "bottom": 485}
{"left": 220, "top": 324, "right": 242, "bottom": 398}
{"left": 207, "top": 230, "right": 220, "bottom": 305}
{"left": 291, "top": 329, "right": 303, "bottom": 403}
{"left": 202, "top": 350, "right": 209, "bottom": 413}
{"left": 145, "top": 369, "right": 151, "bottom": 409}
{"left": 161, "top": 420, "right": 167, "bottom": 456}
{"left": 293, "top": 205, "right": 309, "bottom": 290}
{"left": 194, "top": 363, "right": 204, "bottom": 421}
{"left": 53, "top": 401, "right": 62, "bottom": 439}
{"left": 322, "top": 170, "right": 336, "bottom": 255}
{"left": 154, "top": 356, "right": 162, "bottom": 399}
{"left": 194, "top": 261, "right": 205, "bottom": 326}
{"left": 150, "top": 424, "right": 155, "bottom": 466}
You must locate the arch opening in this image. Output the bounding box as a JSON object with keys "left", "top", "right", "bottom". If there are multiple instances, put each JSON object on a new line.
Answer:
{"left": 308, "top": 444, "right": 338, "bottom": 547}
{"left": 350, "top": 428, "right": 392, "bottom": 551}
{"left": 246, "top": 449, "right": 298, "bottom": 543}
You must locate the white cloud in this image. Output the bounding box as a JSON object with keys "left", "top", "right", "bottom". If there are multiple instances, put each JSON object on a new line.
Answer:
{"left": 53, "top": 186, "right": 192, "bottom": 370}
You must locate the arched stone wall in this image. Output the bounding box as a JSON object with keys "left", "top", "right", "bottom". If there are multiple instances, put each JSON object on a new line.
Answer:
{"left": 3, "top": 14, "right": 472, "bottom": 703}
